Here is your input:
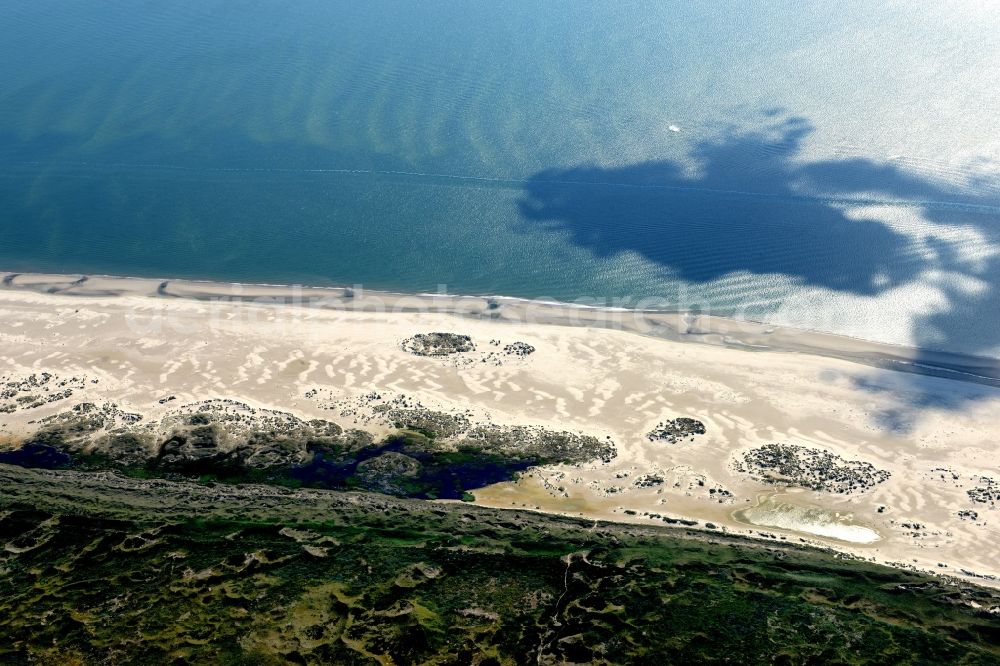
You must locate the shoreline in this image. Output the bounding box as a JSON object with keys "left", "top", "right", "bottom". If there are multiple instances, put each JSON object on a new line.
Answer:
{"left": 3, "top": 269, "right": 1000, "bottom": 389}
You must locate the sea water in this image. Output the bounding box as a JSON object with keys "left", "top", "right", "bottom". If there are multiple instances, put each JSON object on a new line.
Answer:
{"left": 1, "top": 1, "right": 998, "bottom": 356}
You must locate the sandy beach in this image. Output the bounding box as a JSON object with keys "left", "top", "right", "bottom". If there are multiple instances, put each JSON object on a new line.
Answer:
{"left": 2, "top": 271, "right": 999, "bottom": 585}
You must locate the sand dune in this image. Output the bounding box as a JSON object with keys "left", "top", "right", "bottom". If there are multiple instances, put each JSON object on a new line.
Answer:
{"left": 1, "top": 271, "right": 999, "bottom": 585}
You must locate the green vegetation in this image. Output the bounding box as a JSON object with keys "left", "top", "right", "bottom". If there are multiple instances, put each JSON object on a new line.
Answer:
{"left": 0, "top": 464, "right": 998, "bottom": 664}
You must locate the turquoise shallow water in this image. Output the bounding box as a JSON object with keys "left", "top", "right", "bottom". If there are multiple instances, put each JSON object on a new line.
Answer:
{"left": 1, "top": 1, "right": 999, "bottom": 356}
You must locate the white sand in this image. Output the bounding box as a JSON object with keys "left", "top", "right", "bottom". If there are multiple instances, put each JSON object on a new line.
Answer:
{"left": 1, "top": 271, "right": 998, "bottom": 585}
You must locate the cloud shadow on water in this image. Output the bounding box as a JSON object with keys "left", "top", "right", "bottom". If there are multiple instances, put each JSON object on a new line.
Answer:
{"left": 518, "top": 115, "right": 1000, "bottom": 431}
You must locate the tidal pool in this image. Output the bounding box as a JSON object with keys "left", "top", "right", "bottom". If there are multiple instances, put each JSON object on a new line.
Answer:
{"left": 734, "top": 495, "right": 881, "bottom": 544}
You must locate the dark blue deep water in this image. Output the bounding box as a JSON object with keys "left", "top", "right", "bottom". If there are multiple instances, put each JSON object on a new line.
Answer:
{"left": 1, "top": 1, "right": 999, "bottom": 355}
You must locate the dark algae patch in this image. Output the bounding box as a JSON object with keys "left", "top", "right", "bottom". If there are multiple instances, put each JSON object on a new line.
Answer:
{"left": 736, "top": 443, "right": 891, "bottom": 494}
{"left": 0, "top": 407, "right": 614, "bottom": 500}
{"left": 0, "top": 465, "right": 999, "bottom": 664}
{"left": 0, "top": 443, "right": 71, "bottom": 469}
{"left": 401, "top": 332, "right": 476, "bottom": 356}
{"left": 646, "top": 417, "right": 707, "bottom": 444}
{"left": 292, "top": 431, "right": 540, "bottom": 499}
